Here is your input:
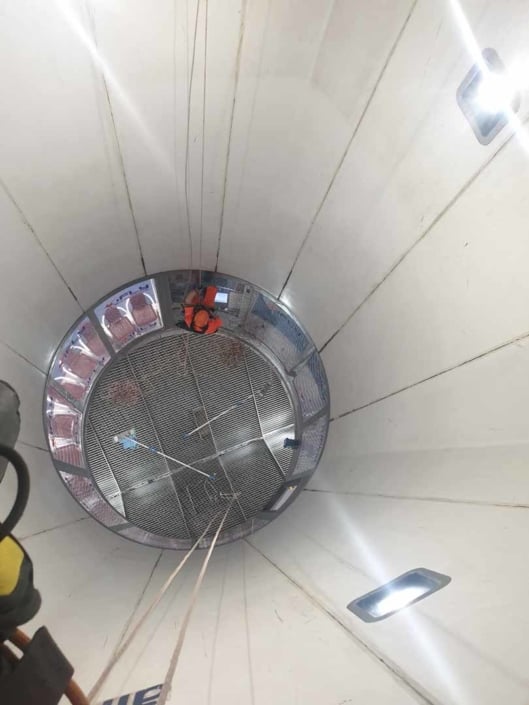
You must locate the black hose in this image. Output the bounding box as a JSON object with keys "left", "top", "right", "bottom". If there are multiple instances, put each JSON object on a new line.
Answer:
{"left": 0, "top": 445, "right": 30, "bottom": 541}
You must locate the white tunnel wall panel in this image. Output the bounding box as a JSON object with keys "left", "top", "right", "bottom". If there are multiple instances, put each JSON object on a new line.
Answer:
{"left": 217, "top": 0, "right": 344, "bottom": 292}
{"left": 324, "top": 132, "right": 529, "bottom": 417}
{"left": 90, "top": 0, "right": 245, "bottom": 274}
{"left": 285, "top": 0, "right": 529, "bottom": 348}
{"left": 314, "top": 337, "right": 529, "bottom": 505}
{"left": 313, "top": 444, "right": 529, "bottom": 510}
{"left": 2, "top": 1, "right": 529, "bottom": 703}
{"left": 91, "top": 550, "right": 238, "bottom": 703}
{"left": 218, "top": 0, "right": 414, "bottom": 295}
{"left": 0, "top": 0, "right": 144, "bottom": 307}
{"left": 0, "top": 446, "right": 84, "bottom": 539}
{"left": 0, "top": 185, "right": 82, "bottom": 371}
{"left": 0, "top": 344, "right": 46, "bottom": 448}
{"left": 190, "top": 0, "right": 250, "bottom": 271}
{"left": 311, "top": 0, "right": 415, "bottom": 121}
{"left": 249, "top": 492, "right": 529, "bottom": 705}
{"left": 88, "top": 0, "right": 189, "bottom": 275}
{"left": 89, "top": 543, "right": 419, "bottom": 705}
{"left": 24, "top": 518, "right": 162, "bottom": 688}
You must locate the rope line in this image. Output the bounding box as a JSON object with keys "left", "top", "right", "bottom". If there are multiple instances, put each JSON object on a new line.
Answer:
{"left": 157, "top": 499, "right": 235, "bottom": 705}
{"left": 184, "top": 0, "right": 201, "bottom": 266}
{"left": 87, "top": 515, "right": 219, "bottom": 703}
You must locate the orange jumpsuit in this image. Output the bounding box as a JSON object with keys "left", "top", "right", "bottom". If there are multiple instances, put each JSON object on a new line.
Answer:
{"left": 183, "top": 286, "right": 223, "bottom": 335}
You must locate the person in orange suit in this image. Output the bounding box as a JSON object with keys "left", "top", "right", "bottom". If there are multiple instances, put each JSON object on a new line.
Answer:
{"left": 182, "top": 286, "right": 223, "bottom": 335}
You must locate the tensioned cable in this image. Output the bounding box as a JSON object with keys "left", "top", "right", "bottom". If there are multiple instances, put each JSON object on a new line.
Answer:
{"left": 87, "top": 514, "right": 220, "bottom": 703}
{"left": 184, "top": 0, "right": 201, "bottom": 266}
{"left": 157, "top": 498, "right": 235, "bottom": 705}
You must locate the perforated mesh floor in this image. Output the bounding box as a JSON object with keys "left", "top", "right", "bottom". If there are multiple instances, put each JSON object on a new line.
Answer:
{"left": 84, "top": 330, "right": 296, "bottom": 540}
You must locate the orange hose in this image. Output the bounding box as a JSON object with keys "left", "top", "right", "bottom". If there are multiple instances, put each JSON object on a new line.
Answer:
{"left": 6, "top": 629, "right": 89, "bottom": 705}
{"left": 10, "top": 629, "right": 30, "bottom": 649}
{"left": 64, "top": 677, "right": 90, "bottom": 705}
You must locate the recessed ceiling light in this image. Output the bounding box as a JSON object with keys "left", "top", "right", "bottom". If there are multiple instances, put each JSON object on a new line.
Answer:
{"left": 474, "top": 72, "right": 517, "bottom": 114}
{"left": 347, "top": 568, "right": 451, "bottom": 622}
{"left": 457, "top": 48, "right": 521, "bottom": 144}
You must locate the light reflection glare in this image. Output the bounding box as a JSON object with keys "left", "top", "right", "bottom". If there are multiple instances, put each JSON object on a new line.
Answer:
{"left": 475, "top": 73, "right": 518, "bottom": 114}
{"left": 449, "top": 0, "right": 529, "bottom": 152}
{"left": 372, "top": 586, "right": 427, "bottom": 618}
{"left": 55, "top": 0, "right": 177, "bottom": 178}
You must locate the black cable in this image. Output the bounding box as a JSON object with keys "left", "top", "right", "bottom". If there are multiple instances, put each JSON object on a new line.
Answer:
{"left": 0, "top": 445, "right": 30, "bottom": 541}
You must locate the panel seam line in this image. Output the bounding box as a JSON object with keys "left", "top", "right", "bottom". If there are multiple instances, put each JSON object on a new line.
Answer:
{"left": 330, "top": 328, "right": 529, "bottom": 420}
{"left": 278, "top": 0, "right": 420, "bottom": 299}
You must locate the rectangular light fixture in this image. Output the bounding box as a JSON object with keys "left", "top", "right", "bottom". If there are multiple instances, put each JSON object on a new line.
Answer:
{"left": 457, "top": 48, "right": 520, "bottom": 145}
{"left": 347, "top": 568, "right": 451, "bottom": 622}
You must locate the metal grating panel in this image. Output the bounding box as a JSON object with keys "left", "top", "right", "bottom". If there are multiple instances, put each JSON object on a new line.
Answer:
{"left": 292, "top": 415, "right": 328, "bottom": 477}
{"left": 123, "top": 478, "right": 190, "bottom": 538}
{"left": 84, "top": 329, "right": 295, "bottom": 540}
{"left": 215, "top": 517, "right": 268, "bottom": 546}
{"left": 263, "top": 427, "right": 295, "bottom": 475}
{"left": 177, "top": 458, "right": 247, "bottom": 537}
{"left": 127, "top": 334, "right": 218, "bottom": 479}
{"left": 186, "top": 334, "right": 263, "bottom": 451}
{"left": 118, "top": 526, "right": 190, "bottom": 550}
{"left": 244, "top": 294, "right": 310, "bottom": 370}
{"left": 220, "top": 441, "right": 285, "bottom": 517}
{"left": 244, "top": 347, "right": 294, "bottom": 435}
{"left": 59, "top": 472, "right": 126, "bottom": 525}
{"left": 83, "top": 423, "right": 124, "bottom": 512}
{"left": 294, "top": 351, "right": 329, "bottom": 420}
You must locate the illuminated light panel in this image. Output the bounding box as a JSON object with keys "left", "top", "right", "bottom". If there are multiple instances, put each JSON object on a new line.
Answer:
{"left": 457, "top": 48, "right": 521, "bottom": 145}
{"left": 347, "top": 568, "right": 451, "bottom": 622}
{"left": 475, "top": 72, "right": 518, "bottom": 114}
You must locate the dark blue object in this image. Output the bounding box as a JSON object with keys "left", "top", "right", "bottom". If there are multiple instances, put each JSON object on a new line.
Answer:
{"left": 283, "top": 438, "right": 300, "bottom": 449}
